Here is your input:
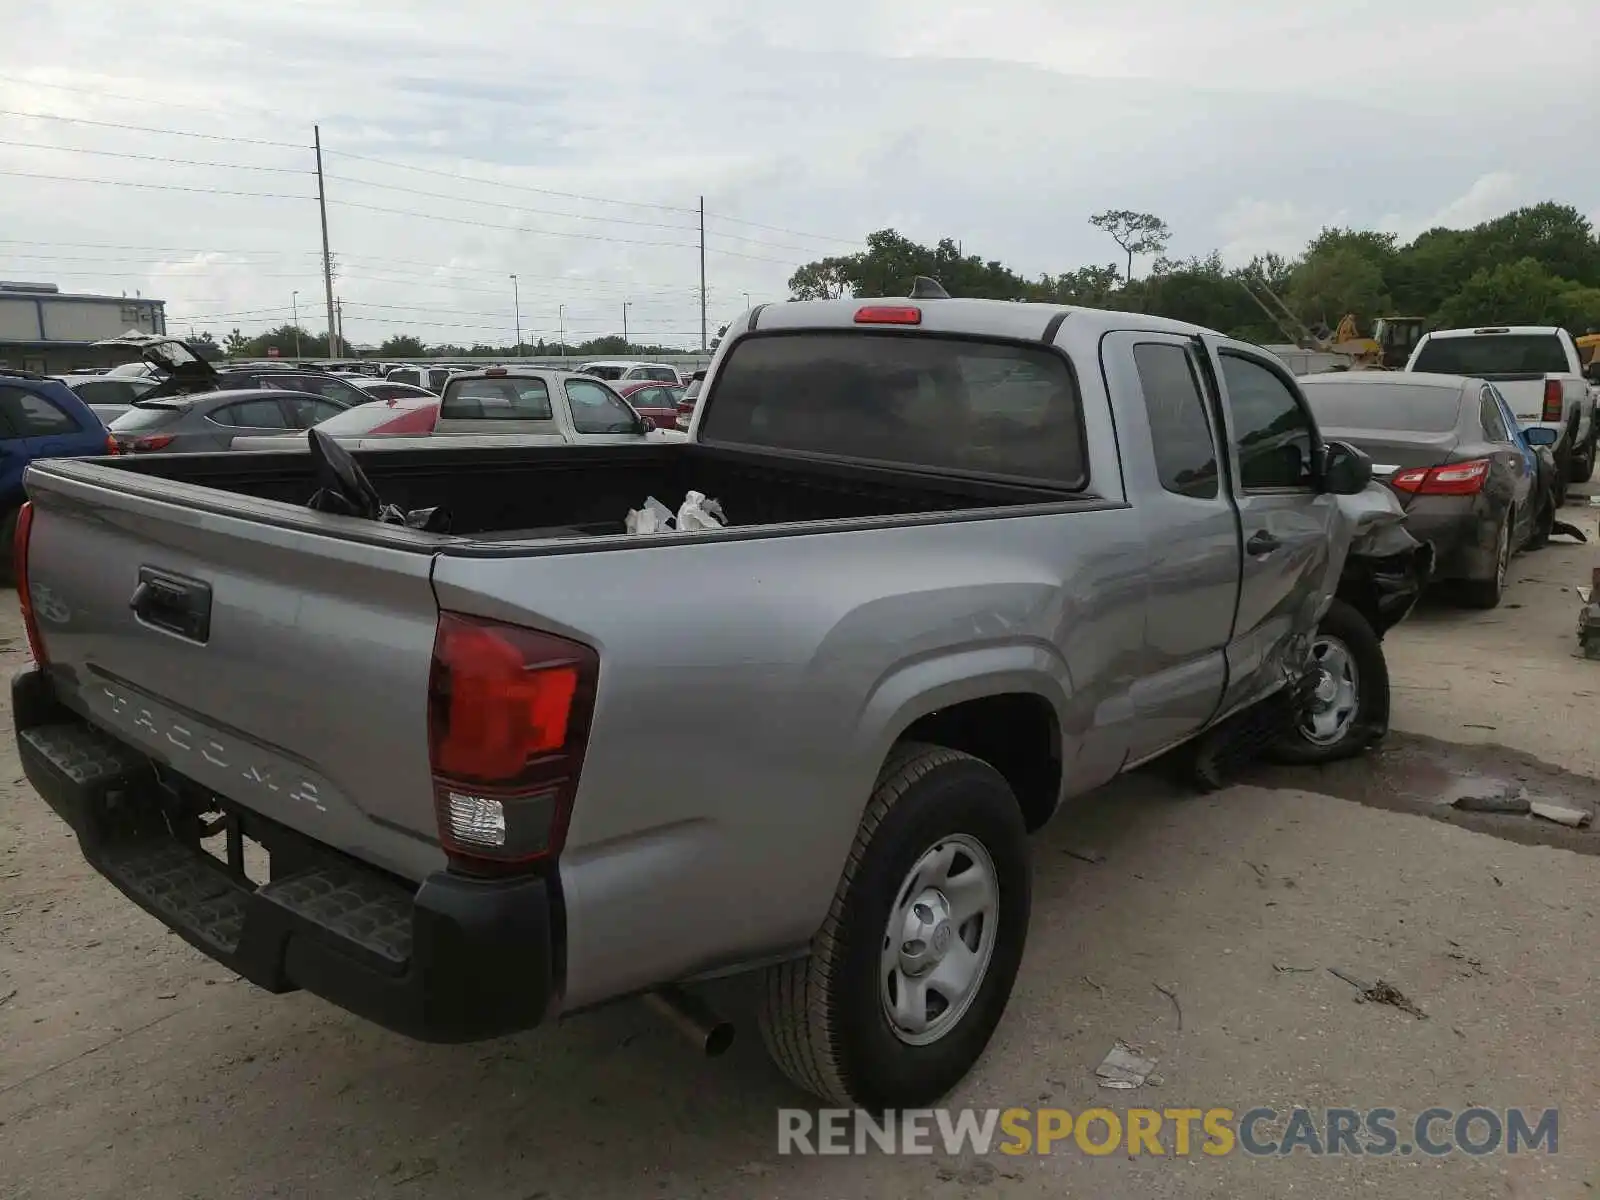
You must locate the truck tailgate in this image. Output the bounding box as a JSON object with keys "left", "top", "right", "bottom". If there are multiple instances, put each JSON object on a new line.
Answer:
{"left": 22, "top": 462, "right": 446, "bottom": 882}
{"left": 1493, "top": 379, "right": 1554, "bottom": 425}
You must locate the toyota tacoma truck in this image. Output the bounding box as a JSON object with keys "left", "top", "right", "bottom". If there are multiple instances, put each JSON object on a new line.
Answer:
{"left": 11, "top": 290, "right": 1425, "bottom": 1109}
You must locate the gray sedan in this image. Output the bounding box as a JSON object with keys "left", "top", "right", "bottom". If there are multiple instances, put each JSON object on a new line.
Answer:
{"left": 108, "top": 387, "right": 352, "bottom": 454}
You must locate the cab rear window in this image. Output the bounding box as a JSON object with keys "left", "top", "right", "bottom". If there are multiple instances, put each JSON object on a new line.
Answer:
{"left": 701, "top": 332, "right": 1086, "bottom": 487}
{"left": 440, "top": 377, "right": 553, "bottom": 421}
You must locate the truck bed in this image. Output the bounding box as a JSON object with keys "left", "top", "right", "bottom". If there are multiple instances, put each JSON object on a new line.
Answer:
{"left": 91, "top": 439, "right": 1077, "bottom": 543}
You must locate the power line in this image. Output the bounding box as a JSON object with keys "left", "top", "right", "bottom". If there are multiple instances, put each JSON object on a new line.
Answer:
{"left": 0, "top": 137, "right": 313, "bottom": 174}
{"left": 0, "top": 108, "right": 307, "bottom": 149}
{"left": 0, "top": 167, "right": 311, "bottom": 200}
{"left": 321, "top": 172, "right": 699, "bottom": 233}
{"left": 705, "top": 213, "right": 862, "bottom": 247}
{"left": 323, "top": 148, "right": 699, "bottom": 215}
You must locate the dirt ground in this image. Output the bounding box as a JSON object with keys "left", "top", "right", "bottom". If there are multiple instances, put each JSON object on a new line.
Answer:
{"left": 4, "top": 500, "right": 1600, "bottom": 1199}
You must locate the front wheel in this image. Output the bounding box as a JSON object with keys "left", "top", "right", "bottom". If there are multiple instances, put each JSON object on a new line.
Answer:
{"left": 1570, "top": 432, "right": 1596, "bottom": 484}
{"left": 758, "top": 743, "right": 1031, "bottom": 1109}
{"left": 1270, "top": 599, "right": 1389, "bottom": 765}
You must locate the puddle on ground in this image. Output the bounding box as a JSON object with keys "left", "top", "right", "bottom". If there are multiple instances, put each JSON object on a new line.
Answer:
{"left": 1241, "top": 732, "right": 1600, "bottom": 855}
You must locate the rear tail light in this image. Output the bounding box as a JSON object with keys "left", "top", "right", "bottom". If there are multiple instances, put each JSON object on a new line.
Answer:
{"left": 14, "top": 502, "right": 45, "bottom": 665}
{"left": 125, "top": 433, "right": 175, "bottom": 453}
{"left": 1542, "top": 379, "right": 1564, "bottom": 423}
{"left": 855, "top": 305, "right": 922, "bottom": 325}
{"left": 1389, "top": 458, "right": 1490, "bottom": 496}
{"left": 104, "top": 434, "right": 120, "bottom": 455}
{"left": 427, "top": 612, "right": 598, "bottom": 872}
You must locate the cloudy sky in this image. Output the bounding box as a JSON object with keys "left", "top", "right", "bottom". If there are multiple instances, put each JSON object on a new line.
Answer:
{"left": 2, "top": 0, "right": 1596, "bottom": 350}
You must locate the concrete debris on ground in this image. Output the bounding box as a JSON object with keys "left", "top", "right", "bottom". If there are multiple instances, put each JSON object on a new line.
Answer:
{"left": 1529, "top": 799, "right": 1592, "bottom": 828}
{"left": 1094, "top": 1041, "right": 1157, "bottom": 1089}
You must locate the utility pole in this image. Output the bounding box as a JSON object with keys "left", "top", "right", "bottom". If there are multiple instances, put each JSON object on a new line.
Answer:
{"left": 291, "top": 291, "right": 302, "bottom": 360}
{"left": 510, "top": 274, "right": 522, "bottom": 357}
{"left": 623, "top": 300, "right": 630, "bottom": 349}
{"left": 336, "top": 297, "right": 345, "bottom": 358}
{"left": 742, "top": 291, "right": 751, "bottom": 310}
{"left": 314, "top": 125, "right": 339, "bottom": 359}
{"left": 698, "top": 195, "right": 707, "bottom": 352}
{"left": 558, "top": 305, "right": 566, "bottom": 364}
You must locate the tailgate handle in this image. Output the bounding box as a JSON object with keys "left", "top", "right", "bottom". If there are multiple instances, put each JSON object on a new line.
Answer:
{"left": 130, "top": 568, "right": 212, "bottom": 644}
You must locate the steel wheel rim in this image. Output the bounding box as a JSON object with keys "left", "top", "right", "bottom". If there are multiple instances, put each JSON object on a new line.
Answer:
{"left": 1301, "top": 634, "right": 1361, "bottom": 745}
{"left": 880, "top": 833, "right": 1000, "bottom": 1046}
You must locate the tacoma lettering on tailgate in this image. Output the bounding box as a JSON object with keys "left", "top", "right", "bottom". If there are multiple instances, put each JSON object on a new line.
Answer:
{"left": 95, "top": 682, "right": 329, "bottom": 815}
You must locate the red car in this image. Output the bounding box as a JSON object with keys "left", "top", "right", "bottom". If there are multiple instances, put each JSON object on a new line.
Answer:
{"left": 614, "top": 380, "right": 684, "bottom": 429}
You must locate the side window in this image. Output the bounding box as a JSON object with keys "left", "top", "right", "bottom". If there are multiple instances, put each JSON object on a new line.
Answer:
{"left": 391, "top": 369, "right": 420, "bottom": 387}
{"left": 1479, "top": 389, "right": 1512, "bottom": 442}
{"left": 441, "top": 378, "right": 554, "bottom": 421}
{"left": 282, "top": 395, "right": 346, "bottom": 429}
{"left": 1218, "top": 354, "right": 1317, "bottom": 490}
{"left": 0, "top": 386, "right": 82, "bottom": 436}
{"left": 1133, "top": 342, "right": 1218, "bottom": 499}
{"left": 212, "top": 399, "right": 290, "bottom": 429}
{"left": 566, "top": 378, "right": 642, "bottom": 434}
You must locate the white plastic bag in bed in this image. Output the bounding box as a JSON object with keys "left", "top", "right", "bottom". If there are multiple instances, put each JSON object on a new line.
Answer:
{"left": 625, "top": 496, "right": 677, "bottom": 535}
{"left": 676, "top": 490, "right": 728, "bottom": 532}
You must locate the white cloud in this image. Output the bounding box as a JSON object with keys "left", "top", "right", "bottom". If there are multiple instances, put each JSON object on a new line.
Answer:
{"left": 0, "top": 0, "right": 1596, "bottom": 346}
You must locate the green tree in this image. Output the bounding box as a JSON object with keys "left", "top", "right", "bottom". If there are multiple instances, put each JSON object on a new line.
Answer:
{"left": 223, "top": 327, "right": 250, "bottom": 356}
{"left": 378, "top": 334, "right": 427, "bottom": 358}
{"left": 788, "top": 256, "right": 857, "bottom": 299}
{"left": 1431, "top": 257, "right": 1570, "bottom": 328}
{"left": 1089, "top": 210, "right": 1171, "bottom": 281}
{"left": 1286, "top": 247, "right": 1390, "bottom": 334}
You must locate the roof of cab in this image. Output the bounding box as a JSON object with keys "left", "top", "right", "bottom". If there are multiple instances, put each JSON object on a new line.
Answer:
{"left": 1300, "top": 371, "right": 1472, "bottom": 390}
{"left": 747, "top": 295, "right": 1219, "bottom": 342}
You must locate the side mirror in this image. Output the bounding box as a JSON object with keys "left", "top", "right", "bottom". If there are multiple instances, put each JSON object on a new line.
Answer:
{"left": 1321, "top": 440, "right": 1373, "bottom": 495}
{"left": 1523, "top": 425, "right": 1560, "bottom": 447}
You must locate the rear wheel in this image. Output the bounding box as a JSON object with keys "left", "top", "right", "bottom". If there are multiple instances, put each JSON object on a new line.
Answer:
{"left": 1570, "top": 436, "right": 1595, "bottom": 484}
{"left": 758, "top": 743, "right": 1031, "bottom": 1108}
{"left": 1461, "top": 512, "right": 1510, "bottom": 609}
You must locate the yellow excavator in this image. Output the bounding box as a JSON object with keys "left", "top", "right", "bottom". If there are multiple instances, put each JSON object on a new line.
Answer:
{"left": 1239, "top": 275, "right": 1424, "bottom": 369}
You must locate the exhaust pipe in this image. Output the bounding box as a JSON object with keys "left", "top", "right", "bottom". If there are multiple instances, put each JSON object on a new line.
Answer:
{"left": 643, "top": 985, "right": 735, "bottom": 1057}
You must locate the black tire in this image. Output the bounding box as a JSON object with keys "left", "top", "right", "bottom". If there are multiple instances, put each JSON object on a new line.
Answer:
{"left": 1270, "top": 599, "right": 1389, "bottom": 765}
{"left": 1526, "top": 487, "right": 1554, "bottom": 551}
{"left": 1460, "top": 511, "right": 1511, "bottom": 609}
{"left": 0, "top": 507, "right": 17, "bottom": 588}
{"left": 1570, "top": 440, "right": 1595, "bottom": 484}
{"left": 758, "top": 743, "right": 1031, "bottom": 1109}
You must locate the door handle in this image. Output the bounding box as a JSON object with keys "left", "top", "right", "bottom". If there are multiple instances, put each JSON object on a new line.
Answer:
{"left": 130, "top": 567, "right": 212, "bottom": 644}
{"left": 1247, "top": 530, "right": 1281, "bottom": 555}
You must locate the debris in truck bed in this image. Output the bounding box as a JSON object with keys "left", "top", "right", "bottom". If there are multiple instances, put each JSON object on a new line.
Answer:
{"left": 625, "top": 491, "right": 729, "bottom": 535}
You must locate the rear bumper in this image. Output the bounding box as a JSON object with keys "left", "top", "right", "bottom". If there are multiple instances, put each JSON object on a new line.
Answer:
{"left": 1403, "top": 500, "right": 1495, "bottom": 581}
{"left": 13, "top": 668, "right": 557, "bottom": 1043}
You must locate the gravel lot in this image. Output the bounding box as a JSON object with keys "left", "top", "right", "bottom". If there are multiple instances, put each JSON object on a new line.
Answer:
{"left": 4, "top": 501, "right": 1599, "bottom": 1199}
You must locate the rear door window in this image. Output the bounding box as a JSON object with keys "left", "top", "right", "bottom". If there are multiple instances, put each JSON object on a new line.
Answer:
{"left": 212, "top": 398, "right": 291, "bottom": 429}
{"left": 282, "top": 395, "right": 348, "bottom": 429}
{"left": 702, "top": 332, "right": 1087, "bottom": 487}
{"left": 440, "top": 377, "right": 554, "bottom": 420}
{"left": 0, "top": 386, "right": 82, "bottom": 436}
{"left": 1133, "top": 342, "right": 1218, "bottom": 499}
{"left": 1479, "top": 388, "right": 1513, "bottom": 442}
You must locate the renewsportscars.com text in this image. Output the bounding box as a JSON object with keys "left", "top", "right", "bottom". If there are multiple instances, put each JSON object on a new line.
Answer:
{"left": 778, "top": 1106, "right": 1559, "bottom": 1158}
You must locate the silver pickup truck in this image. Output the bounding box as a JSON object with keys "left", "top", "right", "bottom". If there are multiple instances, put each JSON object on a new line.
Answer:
{"left": 12, "top": 291, "right": 1427, "bottom": 1109}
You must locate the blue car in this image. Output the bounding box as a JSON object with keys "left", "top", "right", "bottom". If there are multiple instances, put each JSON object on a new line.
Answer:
{"left": 0, "top": 369, "right": 116, "bottom": 582}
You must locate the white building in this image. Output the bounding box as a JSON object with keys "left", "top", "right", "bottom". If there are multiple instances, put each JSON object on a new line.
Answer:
{"left": 0, "top": 281, "right": 167, "bottom": 374}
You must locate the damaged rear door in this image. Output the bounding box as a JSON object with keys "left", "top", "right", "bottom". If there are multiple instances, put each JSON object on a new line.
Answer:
{"left": 1203, "top": 340, "right": 1341, "bottom": 715}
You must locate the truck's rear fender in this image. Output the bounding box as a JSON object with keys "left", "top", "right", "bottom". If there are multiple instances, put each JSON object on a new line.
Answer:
{"left": 21, "top": 465, "right": 446, "bottom": 882}
{"left": 431, "top": 504, "right": 1142, "bottom": 1009}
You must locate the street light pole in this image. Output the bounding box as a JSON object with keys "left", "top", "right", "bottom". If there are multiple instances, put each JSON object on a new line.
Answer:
{"left": 510, "top": 274, "right": 522, "bottom": 357}
{"left": 558, "top": 305, "right": 566, "bottom": 364}
{"left": 742, "top": 291, "right": 751, "bottom": 310}
{"left": 623, "top": 300, "right": 630, "bottom": 349}
{"left": 291, "top": 291, "right": 302, "bottom": 361}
